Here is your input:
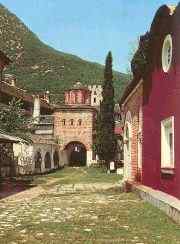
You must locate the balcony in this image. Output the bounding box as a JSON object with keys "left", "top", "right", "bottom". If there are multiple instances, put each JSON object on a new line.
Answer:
{"left": 38, "top": 115, "right": 54, "bottom": 124}
{"left": 33, "top": 115, "right": 54, "bottom": 135}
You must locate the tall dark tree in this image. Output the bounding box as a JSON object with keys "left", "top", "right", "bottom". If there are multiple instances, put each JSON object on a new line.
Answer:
{"left": 95, "top": 51, "right": 116, "bottom": 168}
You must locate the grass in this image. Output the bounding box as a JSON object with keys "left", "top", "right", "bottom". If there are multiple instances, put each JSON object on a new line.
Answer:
{"left": 0, "top": 168, "right": 180, "bottom": 243}
{"left": 0, "top": 190, "right": 180, "bottom": 243}
{"left": 33, "top": 166, "right": 122, "bottom": 187}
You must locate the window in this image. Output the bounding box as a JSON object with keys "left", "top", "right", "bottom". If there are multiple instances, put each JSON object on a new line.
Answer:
{"left": 94, "top": 91, "right": 97, "bottom": 95}
{"left": 62, "top": 119, "right": 66, "bottom": 126}
{"left": 161, "top": 116, "right": 174, "bottom": 168}
{"left": 162, "top": 34, "right": 173, "bottom": 73}
{"left": 94, "top": 97, "right": 96, "bottom": 103}
{"left": 70, "top": 119, "right": 74, "bottom": 125}
{"left": 125, "top": 126, "right": 130, "bottom": 151}
{"left": 78, "top": 119, "right": 82, "bottom": 126}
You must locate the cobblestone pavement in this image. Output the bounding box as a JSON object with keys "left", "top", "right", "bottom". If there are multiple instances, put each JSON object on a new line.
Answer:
{"left": 0, "top": 181, "right": 180, "bottom": 243}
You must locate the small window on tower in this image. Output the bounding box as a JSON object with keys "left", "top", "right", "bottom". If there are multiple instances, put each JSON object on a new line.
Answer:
{"left": 94, "top": 91, "right": 97, "bottom": 95}
{"left": 78, "top": 119, "right": 82, "bottom": 126}
{"left": 94, "top": 97, "right": 96, "bottom": 103}
{"left": 70, "top": 119, "right": 74, "bottom": 125}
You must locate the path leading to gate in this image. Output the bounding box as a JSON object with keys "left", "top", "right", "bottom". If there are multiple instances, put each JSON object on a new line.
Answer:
{"left": 0, "top": 167, "right": 180, "bottom": 243}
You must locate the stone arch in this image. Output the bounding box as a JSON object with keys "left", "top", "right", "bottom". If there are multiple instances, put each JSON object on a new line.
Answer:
{"left": 53, "top": 150, "right": 59, "bottom": 168}
{"left": 34, "top": 150, "right": 42, "bottom": 174}
{"left": 44, "top": 152, "right": 51, "bottom": 169}
{"left": 64, "top": 141, "right": 87, "bottom": 166}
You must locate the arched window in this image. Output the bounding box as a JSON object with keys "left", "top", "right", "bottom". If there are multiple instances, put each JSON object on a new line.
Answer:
{"left": 53, "top": 150, "right": 59, "bottom": 168}
{"left": 70, "top": 119, "right": 74, "bottom": 125}
{"left": 78, "top": 119, "right": 82, "bottom": 126}
{"left": 44, "top": 152, "right": 51, "bottom": 169}
{"left": 94, "top": 91, "right": 97, "bottom": 95}
{"left": 34, "top": 151, "right": 42, "bottom": 170}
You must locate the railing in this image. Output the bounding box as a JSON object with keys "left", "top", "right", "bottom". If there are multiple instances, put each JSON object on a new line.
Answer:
{"left": 34, "top": 115, "right": 54, "bottom": 125}
{"left": 32, "top": 115, "right": 54, "bottom": 135}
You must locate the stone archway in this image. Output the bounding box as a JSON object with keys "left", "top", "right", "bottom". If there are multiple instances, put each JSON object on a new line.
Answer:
{"left": 34, "top": 151, "right": 42, "bottom": 174}
{"left": 65, "top": 141, "right": 87, "bottom": 167}
{"left": 44, "top": 152, "right": 51, "bottom": 169}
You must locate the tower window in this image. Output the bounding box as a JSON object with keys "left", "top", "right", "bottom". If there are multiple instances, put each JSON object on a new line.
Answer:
{"left": 94, "top": 97, "right": 96, "bottom": 103}
{"left": 70, "top": 119, "right": 74, "bottom": 125}
{"left": 78, "top": 119, "right": 82, "bottom": 126}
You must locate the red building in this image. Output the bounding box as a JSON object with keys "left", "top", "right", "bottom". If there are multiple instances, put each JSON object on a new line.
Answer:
{"left": 64, "top": 81, "right": 91, "bottom": 105}
{"left": 121, "top": 4, "right": 180, "bottom": 199}
{"left": 142, "top": 5, "right": 179, "bottom": 198}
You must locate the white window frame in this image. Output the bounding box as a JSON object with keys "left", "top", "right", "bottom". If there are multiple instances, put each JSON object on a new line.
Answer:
{"left": 161, "top": 116, "right": 174, "bottom": 168}
{"left": 162, "top": 34, "right": 173, "bottom": 73}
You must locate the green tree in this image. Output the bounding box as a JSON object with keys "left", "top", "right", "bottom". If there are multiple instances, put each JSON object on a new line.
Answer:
{"left": 0, "top": 98, "right": 31, "bottom": 141}
{"left": 95, "top": 51, "right": 116, "bottom": 168}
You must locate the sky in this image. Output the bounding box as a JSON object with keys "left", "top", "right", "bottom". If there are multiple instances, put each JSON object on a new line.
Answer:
{"left": 0, "top": 0, "right": 178, "bottom": 73}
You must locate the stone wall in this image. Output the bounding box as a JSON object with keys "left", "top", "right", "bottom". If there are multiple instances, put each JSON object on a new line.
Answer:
{"left": 13, "top": 142, "right": 63, "bottom": 175}
{"left": 0, "top": 142, "right": 15, "bottom": 177}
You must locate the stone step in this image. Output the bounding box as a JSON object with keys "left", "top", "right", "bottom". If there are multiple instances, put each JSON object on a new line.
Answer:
{"left": 51, "top": 182, "right": 122, "bottom": 194}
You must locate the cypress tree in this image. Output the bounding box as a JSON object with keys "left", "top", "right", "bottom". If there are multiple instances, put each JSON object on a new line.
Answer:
{"left": 95, "top": 51, "right": 116, "bottom": 168}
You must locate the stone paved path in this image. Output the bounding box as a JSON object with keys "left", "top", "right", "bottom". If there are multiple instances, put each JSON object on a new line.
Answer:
{"left": 0, "top": 178, "right": 180, "bottom": 243}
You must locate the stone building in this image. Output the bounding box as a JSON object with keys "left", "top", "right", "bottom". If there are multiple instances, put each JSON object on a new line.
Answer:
{"left": 0, "top": 51, "right": 61, "bottom": 175}
{"left": 54, "top": 82, "right": 97, "bottom": 167}
{"left": 88, "top": 84, "right": 102, "bottom": 107}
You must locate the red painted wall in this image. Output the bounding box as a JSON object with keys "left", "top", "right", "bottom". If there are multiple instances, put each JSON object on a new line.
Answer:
{"left": 65, "top": 89, "right": 91, "bottom": 105}
{"left": 142, "top": 66, "right": 180, "bottom": 198}
{"left": 142, "top": 4, "right": 180, "bottom": 198}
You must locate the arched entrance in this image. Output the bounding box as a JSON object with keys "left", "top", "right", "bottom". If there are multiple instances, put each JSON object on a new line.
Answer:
{"left": 44, "top": 152, "right": 51, "bottom": 169}
{"left": 65, "top": 141, "right": 87, "bottom": 166}
{"left": 34, "top": 151, "right": 42, "bottom": 174}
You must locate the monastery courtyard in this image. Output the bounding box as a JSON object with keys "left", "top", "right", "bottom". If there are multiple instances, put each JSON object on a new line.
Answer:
{"left": 0, "top": 168, "right": 179, "bottom": 244}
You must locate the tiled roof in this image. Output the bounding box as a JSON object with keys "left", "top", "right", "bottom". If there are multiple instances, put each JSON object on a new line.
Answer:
{"left": 0, "top": 130, "right": 27, "bottom": 143}
{"left": 0, "top": 80, "right": 54, "bottom": 111}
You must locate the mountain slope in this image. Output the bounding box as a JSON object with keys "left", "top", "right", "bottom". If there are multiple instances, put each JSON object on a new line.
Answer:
{"left": 0, "top": 4, "right": 129, "bottom": 102}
